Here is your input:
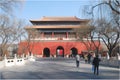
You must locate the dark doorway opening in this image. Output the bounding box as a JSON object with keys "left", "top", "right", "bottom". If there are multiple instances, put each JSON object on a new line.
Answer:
{"left": 43, "top": 48, "right": 50, "bottom": 57}
{"left": 70, "top": 48, "right": 78, "bottom": 57}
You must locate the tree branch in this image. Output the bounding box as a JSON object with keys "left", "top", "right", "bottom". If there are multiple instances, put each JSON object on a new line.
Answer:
{"left": 108, "top": 0, "right": 120, "bottom": 14}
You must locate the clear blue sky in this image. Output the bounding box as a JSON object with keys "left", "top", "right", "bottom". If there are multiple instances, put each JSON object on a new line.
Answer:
{"left": 15, "top": 0, "right": 99, "bottom": 23}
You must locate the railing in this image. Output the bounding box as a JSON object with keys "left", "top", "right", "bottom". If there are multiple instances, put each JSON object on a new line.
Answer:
{"left": 31, "top": 38, "right": 77, "bottom": 40}
{"left": 0, "top": 54, "right": 35, "bottom": 68}
{"left": 100, "top": 57, "right": 120, "bottom": 68}
{"left": 4, "top": 55, "right": 25, "bottom": 67}
{"left": 63, "top": 38, "right": 77, "bottom": 40}
{"left": 4, "top": 58, "right": 25, "bottom": 66}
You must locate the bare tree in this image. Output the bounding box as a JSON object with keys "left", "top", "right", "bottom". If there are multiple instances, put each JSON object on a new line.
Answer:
{"left": 75, "top": 23, "right": 101, "bottom": 55}
{"left": 0, "top": 0, "right": 25, "bottom": 58}
{"left": 83, "top": 0, "right": 120, "bottom": 57}
{"left": 0, "top": 0, "right": 24, "bottom": 15}
{"left": 94, "top": 18, "right": 119, "bottom": 57}
{"left": 90, "top": 26, "right": 101, "bottom": 55}
{"left": 89, "top": 0, "right": 120, "bottom": 15}
{"left": 18, "top": 28, "right": 41, "bottom": 56}
{"left": 74, "top": 25, "right": 93, "bottom": 52}
{"left": 26, "top": 29, "right": 39, "bottom": 55}
{"left": 0, "top": 15, "right": 25, "bottom": 57}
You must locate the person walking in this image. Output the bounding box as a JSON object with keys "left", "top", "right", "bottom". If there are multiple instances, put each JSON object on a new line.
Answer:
{"left": 92, "top": 55, "right": 101, "bottom": 75}
{"left": 84, "top": 54, "right": 88, "bottom": 63}
{"left": 75, "top": 54, "right": 80, "bottom": 68}
{"left": 87, "top": 53, "right": 92, "bottom": 64}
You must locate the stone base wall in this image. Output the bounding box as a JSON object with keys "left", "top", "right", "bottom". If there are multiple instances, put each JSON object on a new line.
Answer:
{"left": 100, "top": 58, "right": 120, "bottom": 68}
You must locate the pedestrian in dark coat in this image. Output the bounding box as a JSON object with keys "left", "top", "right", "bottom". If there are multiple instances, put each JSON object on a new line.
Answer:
{"left": 92, "top": 55, "right": 101, "bottom": 75}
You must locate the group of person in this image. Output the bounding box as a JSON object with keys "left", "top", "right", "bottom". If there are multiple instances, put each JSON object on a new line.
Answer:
{"left": 75, "top": 53, "right": 101, "bottom": 75}
{"left": 83, "top": 53, "right": 94, "bottom": 64}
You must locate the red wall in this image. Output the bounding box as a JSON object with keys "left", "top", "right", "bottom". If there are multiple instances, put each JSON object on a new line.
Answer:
{"left": 18, "top": 41, "right": 101, "bottom": 56}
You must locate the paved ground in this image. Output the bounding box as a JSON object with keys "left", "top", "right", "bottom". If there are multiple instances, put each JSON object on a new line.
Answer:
{"left": 0, "top": 57, "right": 119, "bottom": 79}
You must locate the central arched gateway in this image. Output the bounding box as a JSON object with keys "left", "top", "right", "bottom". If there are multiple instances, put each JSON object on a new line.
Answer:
{"left": 70, "top": 47, "right": 78, "bottom": 57}
{"left": 43, "top": 48, "right": 50, "bottom": 57}
{"left": 56, "top": 46, "right": 64, "bottom": 57}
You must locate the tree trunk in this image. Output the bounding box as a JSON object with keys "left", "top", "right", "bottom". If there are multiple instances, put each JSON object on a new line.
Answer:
{"left": 108, "top": 49, "right": 112, "bottom": 57}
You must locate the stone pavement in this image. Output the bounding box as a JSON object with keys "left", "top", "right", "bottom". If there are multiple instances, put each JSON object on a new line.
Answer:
{"left": 0, "top": 57, "right": 119, "bottom": 79}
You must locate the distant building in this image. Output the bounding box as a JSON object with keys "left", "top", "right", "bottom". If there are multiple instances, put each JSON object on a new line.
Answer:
{"left": 0, "top": 44, "right": 18, "bottom": 57}
{"left": 7, "top": 44, "right": 18, "bottom": 57}
{"left": 18, "top": 16, "right": 101, "bottom": 57}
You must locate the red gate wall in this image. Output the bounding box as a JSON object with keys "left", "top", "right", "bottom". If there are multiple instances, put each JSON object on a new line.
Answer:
{"left": 18, "top": 41, "right": 101, "bottom": 56}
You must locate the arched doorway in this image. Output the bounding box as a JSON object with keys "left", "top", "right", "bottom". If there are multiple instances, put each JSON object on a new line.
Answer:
{"left": 70, "top": 47, "right": 78, "bottom": 57}
{"left": 43, "top": 48, "right": 50, "bottom": 57}
{"left": 56, "top": 46, "right": 64, "bottom": 57}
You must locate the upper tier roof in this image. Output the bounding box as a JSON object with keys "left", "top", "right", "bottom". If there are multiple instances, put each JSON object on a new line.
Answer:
{"left": 30, "top": 16, "right": 89, "bottom": 22}
{"left": 26, "top": 16, "right": 90, "bottom": 29}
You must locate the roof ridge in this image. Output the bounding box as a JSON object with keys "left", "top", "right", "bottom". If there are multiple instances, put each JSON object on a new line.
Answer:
{"left": 30, "top": 16, "right": 90, "bottom": 22}
{"left": 43, "top": 16, "right": 77, "bottom": 18}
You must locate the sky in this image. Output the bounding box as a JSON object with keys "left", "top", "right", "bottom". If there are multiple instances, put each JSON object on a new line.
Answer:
{"left": 15, "top": 0, "right": 99, "bottom": 23}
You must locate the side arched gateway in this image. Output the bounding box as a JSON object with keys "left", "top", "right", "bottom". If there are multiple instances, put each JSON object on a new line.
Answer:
{"left": 70, "top": 47, "right": 78, "bottom": 57}
{"left": 43, "top": 48, "right": 50, "bottom": 57}
{"left": 56, "top": 46, "right": 64, "bottom": 57}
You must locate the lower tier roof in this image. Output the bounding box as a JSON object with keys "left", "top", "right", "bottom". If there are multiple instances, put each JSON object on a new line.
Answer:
{"left": 25, "top": 25, "right": 88, "bottom": 29}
